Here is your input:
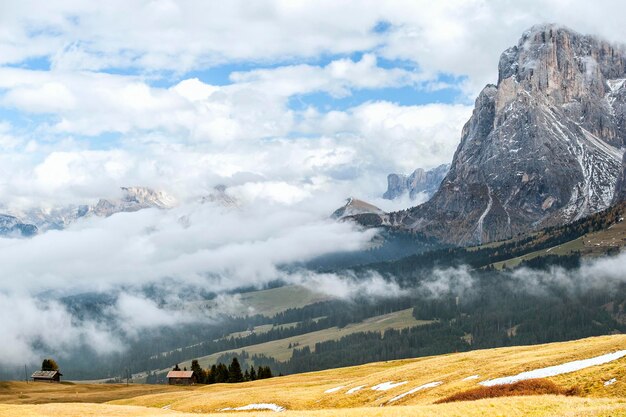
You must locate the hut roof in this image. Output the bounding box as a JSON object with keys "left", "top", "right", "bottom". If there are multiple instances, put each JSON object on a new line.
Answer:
{"left": 31, "top": 370, "right": 62, "bottom": 379}
{"left": 166, "top": 370, "right": 195, "bottom": 379}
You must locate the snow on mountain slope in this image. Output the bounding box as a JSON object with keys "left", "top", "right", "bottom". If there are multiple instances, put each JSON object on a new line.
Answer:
{"left": 351, "top": 25, "right": 626, "bottom": 245}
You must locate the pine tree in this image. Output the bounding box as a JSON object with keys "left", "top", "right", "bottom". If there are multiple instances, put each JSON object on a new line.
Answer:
{"left": 173, "top": 364, "right": 181, "bottom": 371}
{"left": 207, "top": 365, "right": 217, "bottom": 384}
{"left": 216, "top": 363, "right": 229, "bottom": 383}
{"left": 228, "top": 358, "right": 244, "bottom": 383}
{"left": 191, "top": 359, "right": 205, "bottom": 384}
{"left": 249, "top": 365, "right": 257, "bottom": 381}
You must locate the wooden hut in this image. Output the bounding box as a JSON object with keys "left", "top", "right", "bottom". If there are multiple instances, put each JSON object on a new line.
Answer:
{"left": 31, "top": 370, "right": 62, "bottom": 383}
{"left": 166, "top": 370, "right": 197, "bottom": 385}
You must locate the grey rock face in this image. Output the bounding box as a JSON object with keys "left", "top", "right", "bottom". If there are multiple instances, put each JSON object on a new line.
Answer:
{"left": 356, "top": 25, "right": 626, "bottom": 245}
{"left": 383, "top": 164, "right": 450, "bottom": 201}
{"left": 615, "top": 153, "right": 626, "bottom": 202}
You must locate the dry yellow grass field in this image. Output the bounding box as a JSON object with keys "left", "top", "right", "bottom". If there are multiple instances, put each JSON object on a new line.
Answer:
{"left": 1, "top": 335, "right": 624, "bottom": 417}
{"left": 0, "top": 381, "right": 192, "bottom": 405}
{"left": 1, "top": 396, "right": 625, "bottom": 417}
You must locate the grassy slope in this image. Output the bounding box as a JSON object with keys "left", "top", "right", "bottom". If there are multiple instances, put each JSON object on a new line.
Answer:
{"left": 164, "top": 308, "right": 432, "bottom": 371}
{"left": 0, "top": 382, "right": 192, "bottom": 405}
{"left": 193, "top": 285, "right": 333, "bottom": 317}
{"left": 490, "top": 219, "right": 626, "bottom": 270}
{"left": 113, "top": 334, "right": 626, "bottom": 413}
{"left": 1, "top": 335, "right": 625, "bottom": 416}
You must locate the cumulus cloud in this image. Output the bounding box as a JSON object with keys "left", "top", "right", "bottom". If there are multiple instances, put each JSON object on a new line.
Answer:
{"left": 1, "top": 1, "right": 624, "bottom": 93}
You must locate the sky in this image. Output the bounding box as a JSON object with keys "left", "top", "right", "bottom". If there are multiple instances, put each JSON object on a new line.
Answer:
{"left": 1, "top": 0, "right": 626, "bottom": 366}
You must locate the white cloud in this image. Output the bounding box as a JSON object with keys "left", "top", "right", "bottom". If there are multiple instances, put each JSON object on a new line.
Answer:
{"left": 229, "top": 53, "right": 426, "bottom": 98}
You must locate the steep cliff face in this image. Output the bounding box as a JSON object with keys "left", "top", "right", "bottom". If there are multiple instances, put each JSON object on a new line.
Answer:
{"left": 383, "top": 164, "right": 449, "bottom": 201}
{"left": 616, "top": 153, "right": 626, "bottom": 202}
{"left": 358, "top": 25, "right": 626, "bottom": 245}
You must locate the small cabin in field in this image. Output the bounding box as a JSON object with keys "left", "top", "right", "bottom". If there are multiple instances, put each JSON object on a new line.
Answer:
{"left": 166, "top": 370, "right": 197, "bottom": 385}
{"left": 31, "top": 370, "right": 62, "bottom": 383}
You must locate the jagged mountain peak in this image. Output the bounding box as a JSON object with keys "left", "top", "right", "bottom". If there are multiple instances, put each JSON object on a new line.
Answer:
{"left": 93, "top": 187, "right": 176, "bottom": 217}
{"left": 384, "top": 164, "right": 449, "bottom": 201}
{"left": 1, "top": 186, "right": 177, "bottom": 237}
{"left": 119, "top": 186, "right": 177, "bottom": 209}
{"left": 350, "top": 25, "right": 626, "bottom": 245}
{"left": 200, "top": 185, "right": 240, "bottom": 209}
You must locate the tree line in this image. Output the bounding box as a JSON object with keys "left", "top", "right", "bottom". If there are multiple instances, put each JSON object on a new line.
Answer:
{"left": 148, "top": 358, "right": 274, "bottom": 385}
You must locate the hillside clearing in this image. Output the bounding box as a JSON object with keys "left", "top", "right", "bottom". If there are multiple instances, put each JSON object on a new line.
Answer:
{"left": 192, "top": 285, "right": 332, "bottom": 317}
{"left": 166, "top": 308, "right": 431, "bottom": 371}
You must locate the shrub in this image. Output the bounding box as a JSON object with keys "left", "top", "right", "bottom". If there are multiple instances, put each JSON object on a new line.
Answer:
{"left": 436, "top": 379, "right": 580, "bottom": 403}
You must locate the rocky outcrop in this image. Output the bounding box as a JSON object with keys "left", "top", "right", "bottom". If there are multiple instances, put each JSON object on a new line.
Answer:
{"left": 200, "top": 185, "right": 240, "bottom": 208}
{"left": 93, "top": 187, "right": 176, "bottom": 217}
{"left": 332, "top": 198, "right": 384, "bottom": 221}
{"left": 383, "top": 164, "right": 449, "bottom": 201}
{"left": 353, "top": 25, "right": 626, "bottom": 245}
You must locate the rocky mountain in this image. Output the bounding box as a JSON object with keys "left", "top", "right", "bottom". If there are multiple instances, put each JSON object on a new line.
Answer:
{"left": 0, "top": 214, "right": 38, "bottom": 237}
{"left": 352, "top": 25, "right": 626, "bottom": 245}
{"left": 332, "top": 198, "right": 384, "bottom": 220}
{"left": 383, "top": 164, "right": 449, "bottom": 201}
{"left": 0, "top": 187, "right": 176, "bottom": 237}
{"left": 199, "top": 185, "right": 240, "bottom": 209}
{"left": 92, "top": 186, "right": 176, "bottom": 217}
{"left": 615, "top": 153, "right": 626, "bottom": 203}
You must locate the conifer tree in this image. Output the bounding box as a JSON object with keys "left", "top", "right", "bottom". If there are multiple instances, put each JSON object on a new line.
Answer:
{"left": 207, "top": 364, "right": 217, "bottom": 384}
{"left": 228, "top": 358, "right": 244, "bottom": 383}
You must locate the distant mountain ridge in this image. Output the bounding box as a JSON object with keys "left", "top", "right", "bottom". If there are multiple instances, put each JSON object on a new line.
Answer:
{"left": 383, "top": 164, "right": 449, "bottom": 201}
{"left": 350, "top": 24, "right": 626, "bottom": 245}
{"left": 0, "top": 186, "right": 177, "bottom": 237}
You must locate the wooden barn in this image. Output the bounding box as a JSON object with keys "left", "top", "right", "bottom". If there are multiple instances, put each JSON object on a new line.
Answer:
{"left": 31, "top": 370, "right": 62, "bottom": 383}
{"left": 166, "top": 370, "right": 197, "bottom": 385}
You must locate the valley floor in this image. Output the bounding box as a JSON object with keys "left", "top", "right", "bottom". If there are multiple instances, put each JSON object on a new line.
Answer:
{"left": 1, "top": 335, "right": 624, "bottom": 416}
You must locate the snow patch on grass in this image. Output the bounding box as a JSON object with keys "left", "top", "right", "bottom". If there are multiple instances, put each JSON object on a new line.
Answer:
{"left": 462, "top": 375, "right": 480, "bottom": 381}
{"left": 324, "top": 385, "right": 346, "bottom": 394}
{"left": 371, "top": 381, "right": 408, "bottom": 391}
{"left": 387, "top": 381, "right": 443, "bottom": 403}
{"left": 346, "top": 385, "right": 366, "bottom": 394}
{"left": 480, "top": 350, "right": 626, "bottom": 386}
{"left": 604, "top": 378, "right": 617, "bottom": 386}
{"left": 220, "top": 403, "right": 285, "bottom": 412}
